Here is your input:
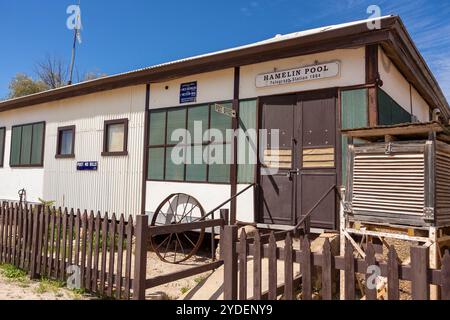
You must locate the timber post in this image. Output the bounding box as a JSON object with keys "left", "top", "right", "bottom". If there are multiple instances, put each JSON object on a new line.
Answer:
{"left": 133, "top": 214, "right": 148, "bottom": 300}
{"left": 223, "top": 224, "right": 238, "bottom": 300}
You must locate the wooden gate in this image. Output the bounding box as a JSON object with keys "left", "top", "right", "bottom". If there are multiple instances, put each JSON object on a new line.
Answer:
{"left": 222, "top": 225, "right": 450, "bottom": 300}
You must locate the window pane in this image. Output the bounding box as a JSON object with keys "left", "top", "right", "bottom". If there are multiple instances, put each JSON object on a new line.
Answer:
{"left": 238, "top": 100, "right": 257, "bottom": 184}
{"left": 0, "top": 128, "right": 5, "bottom": 166}
{"left": 107, "top": 123, "right": 125, "bottom": 152}
{"left": 59, "top": 129, "right": 73, "bottom": 155}
{"left": 165, "top": 146, "right": 185, "bottom": 181}
{"left": 20, "top": 125, "right": 32, "bottom": 165}
{"left": 10, "top": 126, "right": 22, "bottom": 166}
{"left": 188, "top": 105, "right": 209, "bottom": 143}
{"left": 149, "top": 110, "right": 166, "bottom": 146}
{"left": 31, "top": 122, "right": 44, "bottom": 164}
{"left": 166, "top": 109, "right": 186, "bottom": 145}
{"left": 186, "top": 145, "right": 207, "bottom": 182}
{"left": 148, "top": 147, "right": 165, "bottom": 180}
{"left": 210, "top": 103, "right": 232, "bottom": 143}
{"left": 207, "top": 143, "right": 230, "bottom": 183}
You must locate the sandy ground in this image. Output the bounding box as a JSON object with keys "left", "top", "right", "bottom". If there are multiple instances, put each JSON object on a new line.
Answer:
{"left": 0, "top": 271, "right": 92, "bottom": 300}
{"left": 144, "top": 249, "right": 216, "bottom": 300}
{"left": 0, "top": 248, "right": 216, "bottom": 300}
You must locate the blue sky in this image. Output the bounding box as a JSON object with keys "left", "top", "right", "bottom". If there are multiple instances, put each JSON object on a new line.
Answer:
{"left": 1, "top": 0, "right": 449, "bottom": 101}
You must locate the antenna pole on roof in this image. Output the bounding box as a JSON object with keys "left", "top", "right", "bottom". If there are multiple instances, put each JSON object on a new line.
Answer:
{"left": 68, "top": 0, "right": 81, "bottom": 85}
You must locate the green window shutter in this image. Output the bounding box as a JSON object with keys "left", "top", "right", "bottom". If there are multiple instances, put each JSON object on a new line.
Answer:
{"left": 148, "top": 147, "right": 165, "bottom": 180}
{"left": 341, "top": 89, "right": 369, "bottom": 183}
{"left": 20, "top": 124, "right": 33, "bottom": 165}
{"left": 341, "top": 89, "right": 368, "bottom": 130}
{"left": 0, "top": 128, "right": 5, "bottom": 166}
{"left": 166, "top": 109, "right": 186, "bottom": 145}
{"left": 149, "top": 110, "right": 166, "bottom": 146}
{"left": 237, "top": 100, "right": 257, "bottom": 184}
{"left": 210, "top": 103, "right": 232, "bottom": 143}
{"left": 31, "top": 122, "right": 44, "bottom": 165}
{"left": 165, "top": 146, "right": 185, "bottom": 181}
{"left": 378, "top": 89, "right": 411, "bottom": 125}
{"left": 10, "top": 126, "right": 22, "bottom": 166}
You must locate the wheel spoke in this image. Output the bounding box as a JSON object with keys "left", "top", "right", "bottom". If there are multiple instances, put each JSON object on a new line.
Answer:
{"left": 155, "top": 235, "right": 170, "bottom": 250}
{"left": 182, "top": 196, "right": 191, "bottom": 221}
{"left": 168, "top": 198, "right": 177, "bottom": 222}
{"left": 180, "top": 204, "right": 198, "bottom": 222}
{"left": 175, "top": 233, "right": 186, "bottom": 257}
{"left": 183, "top": 232, "right": 196, "bottom": 247}
{"left": 163, "top": 233, "right": 173, "bottom": 258}
{"left": 174, "top": 195, "right": 180, "bottom": 223}
{"left": 173, "top": 239, "right": 178, "bottom": 263}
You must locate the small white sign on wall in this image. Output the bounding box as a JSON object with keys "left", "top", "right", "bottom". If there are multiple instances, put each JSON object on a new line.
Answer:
{"left": 255, "top": 61, "right": 340, "bottom": 88}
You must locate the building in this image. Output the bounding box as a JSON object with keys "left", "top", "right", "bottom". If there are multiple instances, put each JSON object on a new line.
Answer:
{"left": 0, "top": 15, "right": 448, "bottom": 232}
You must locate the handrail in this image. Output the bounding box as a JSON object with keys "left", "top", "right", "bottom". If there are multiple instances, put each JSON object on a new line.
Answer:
{"left": 291, "top": 184, "right": 338, "bottom": 233}
{"left": 193, "top": 183, "right": 256, "bottom": 222}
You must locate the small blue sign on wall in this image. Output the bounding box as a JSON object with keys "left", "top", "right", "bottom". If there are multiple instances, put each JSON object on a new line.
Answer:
{"left": 77, "top": 161, "right": 98, "bottom": 171}
{"left": 180, "top": 81, "right": 197, "bottom": 104}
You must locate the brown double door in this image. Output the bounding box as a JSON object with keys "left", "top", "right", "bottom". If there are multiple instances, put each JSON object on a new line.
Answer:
{"left": 258, "top": 90, "right": 337, "bottom": 230}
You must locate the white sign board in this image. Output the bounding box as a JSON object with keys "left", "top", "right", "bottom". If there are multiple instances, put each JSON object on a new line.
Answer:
{"left": 214, "top": 103, "right": 236, "bottom": 118}
{"left": 256, "top": 61, "right": 340, "bottom": 88}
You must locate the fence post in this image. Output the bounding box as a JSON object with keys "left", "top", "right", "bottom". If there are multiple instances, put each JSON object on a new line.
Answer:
{"left": 219, "top": 209, "right": 229, "bottom": 260}
{"left": 133, "top": 214, "right": 148, "bottom": 300}
{"left": 220, "top": 209, "right": 229, "bottom": 225}
{"left": 29, "top": 205, "right": 42, "bottom": 279}
{"left": 223, "top": 225, "right": 238, "bottom": 300}
{"left": 411, "top": 245, "right": 429, "bottom": 300}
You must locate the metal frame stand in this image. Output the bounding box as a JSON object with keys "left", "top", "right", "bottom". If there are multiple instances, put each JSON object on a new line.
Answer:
{"left": 339, "top": 199, "right": 449, "bottom": 300}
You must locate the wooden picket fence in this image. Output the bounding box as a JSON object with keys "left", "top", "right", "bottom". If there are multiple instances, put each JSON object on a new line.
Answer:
{"left": 2, "top": 202, "right": 450, "bottom": 300}
{"left": 222, "top": 225, "right": 450, "bottom": 300}
{"left": 0, "top": 202, "right": 134, "bottom": 299}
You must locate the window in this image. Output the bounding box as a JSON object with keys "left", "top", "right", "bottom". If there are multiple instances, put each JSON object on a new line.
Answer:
{"left": 237, "top": 100, "right": 257, "bottom": 184}
{"left": 0, "top": 127, "right": 5, "bottom": 167}
{"left": 56, "top": 126, "right": 75, "bottom": 158}
{"left": 10, "top": 122, "right": 45, "bottom": 167}
{"left": 147, "top": 102, "right": 233, "bottom": 183}
{"left": 102, "top": 119, "right": 128, "bottom": 156}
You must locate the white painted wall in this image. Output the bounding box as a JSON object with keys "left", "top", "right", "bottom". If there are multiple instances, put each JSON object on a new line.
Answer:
{"left": 0, "top": 85, "right": 145, "bottom": 217}
{"left": 378, "top": 47, "right": 430, "bottom": 122}
{"left": 240, "top": 48, "right": 366, "bottom": 99}
{"left": 150, "top": 68, "right": 235, "bottom": 109}
{"left": 411, "top": 86, "right": 431, "bottom": 122}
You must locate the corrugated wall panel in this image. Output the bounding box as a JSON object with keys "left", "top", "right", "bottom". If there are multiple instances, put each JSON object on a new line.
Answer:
{"left": 41, "top": 85, "right": 145, "bottom": 218}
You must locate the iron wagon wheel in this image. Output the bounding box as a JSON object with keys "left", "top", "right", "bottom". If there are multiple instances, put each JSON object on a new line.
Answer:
{"left": 150, "top": 193, "right": 206, "bottom": 264}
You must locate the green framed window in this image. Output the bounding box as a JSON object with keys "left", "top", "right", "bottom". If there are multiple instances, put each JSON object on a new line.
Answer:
{"left": 237, "top": 99, "right": 257, "bottom": 184}
{"left": 10, "top": 122, "right": 45, "bottom": 167}
{"left": 147, "top": 102, "right": 233, "bottom": 183}
{"left": 0, "top": 127, "right": 5, "bottom": 167}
